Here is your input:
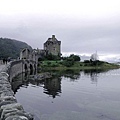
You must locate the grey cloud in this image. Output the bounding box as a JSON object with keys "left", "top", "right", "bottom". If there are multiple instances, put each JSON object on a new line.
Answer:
{"left": 0, "top": 14, "right": 120, "bottom": 56}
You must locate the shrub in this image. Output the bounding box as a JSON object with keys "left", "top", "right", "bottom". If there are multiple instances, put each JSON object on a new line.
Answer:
{"left": 62, "top": 60, "right": 74, "bottom": 67}
{"left": 84, "top": 60, "right": 90, "bottom": 63}
{"left": 69, "top": 54, "right": 81, "bottom": 61}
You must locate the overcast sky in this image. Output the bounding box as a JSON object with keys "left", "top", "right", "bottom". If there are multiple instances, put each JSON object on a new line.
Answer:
{"left": 0, "top": 0, "right": 120, "bottom": 60}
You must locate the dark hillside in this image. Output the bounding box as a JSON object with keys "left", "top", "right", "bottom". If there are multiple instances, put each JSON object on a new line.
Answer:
{"left": 0, "top": 38, "right": 32, "bottom": 59}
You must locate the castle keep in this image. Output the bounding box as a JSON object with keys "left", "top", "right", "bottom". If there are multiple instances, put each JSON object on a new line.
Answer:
{"left": 44, "top": 35, "right": 61, "bottom": 56}
{"left": 20, "top": 35, "right": 61, "bottom": 60}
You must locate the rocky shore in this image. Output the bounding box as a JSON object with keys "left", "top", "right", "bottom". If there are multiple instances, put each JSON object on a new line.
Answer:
{"left": 29, "top": 72, "right": 52, "bottom": 81}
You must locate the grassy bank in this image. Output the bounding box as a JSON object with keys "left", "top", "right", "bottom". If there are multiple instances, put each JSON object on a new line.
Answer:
{"left": 38, "top": 60, "right": 120, "bottom": 71}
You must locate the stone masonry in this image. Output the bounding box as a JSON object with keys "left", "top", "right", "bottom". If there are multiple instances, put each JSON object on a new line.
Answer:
{"left": 44, "top": 35, "right": 61, "bottom": 56}
{"left": 0, "top": 63, "right": 33, "bottom": 120}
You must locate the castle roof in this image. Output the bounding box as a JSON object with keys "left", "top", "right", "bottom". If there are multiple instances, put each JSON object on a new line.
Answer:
{"left": 47, "top": 35, "right": 58, "bottom": 42}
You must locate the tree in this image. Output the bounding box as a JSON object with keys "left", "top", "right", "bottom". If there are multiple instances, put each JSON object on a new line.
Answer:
{"left": 62, "top": 54, "right": 81, "bottom": 67}
{"left": 62, "top": 57, "right": 74, "bottom": 67}
{"left": 69, "top": 54, "right": 81, "bottom": 61}
{"left": 45, "top": 53, "right": 60, "bottom": 60}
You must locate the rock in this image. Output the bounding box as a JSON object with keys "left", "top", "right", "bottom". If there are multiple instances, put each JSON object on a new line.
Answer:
{"left": 0, "top": 63, "right": 34, "bottom": 120}
{"left": 0, "top": 101, "right": 16, "bottom": 108}
{"left": 0, "top": 96, "right": 16, "bottom": 103}
{"left": 0, "top": 103, "right": 34, "bottom": 120}
{"left": 3, "top": 110, "right": 33, "bottom": 120}
{"left": 0, "top": 103, "right": 24, "bottom": 113}
{"left": 5, "top": 115, "right": 29, "bottom": 120}
{"left": 36, "top": 72, "right": 52, "bottom": 80}
{"left": 29, "top": 72, "right": 52, "bottom": 81}
{"left": 1, "top": 108, "right": 19, "bottom": 120}
{"left": 0, "top": 72, "right": 9, "bottom": 79}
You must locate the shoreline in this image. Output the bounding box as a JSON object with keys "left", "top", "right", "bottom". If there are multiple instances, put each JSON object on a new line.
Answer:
{"left": 40, "top": 66, "right": 120, "bottom": 71}
{"left": 38, "top": 61, "right": 120, "bottom": 71}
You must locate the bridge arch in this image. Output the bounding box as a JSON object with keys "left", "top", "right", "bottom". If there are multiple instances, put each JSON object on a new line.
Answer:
{"left": 9, "top": 60, "right": 37, "bottom": 82}
{"left": 34, "top": 63, "right": 37, "bottom": 74}
{"left": 30, "top": 64, "right": 34, "bottom": 75}
{"left": 24, "top": 63, "right": 28, "bottom": 72}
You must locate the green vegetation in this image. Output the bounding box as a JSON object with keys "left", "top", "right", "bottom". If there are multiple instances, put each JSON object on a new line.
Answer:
{"left": 38, "top": 54, "right": 120, "bottom": 71}
{"left": 62, "top": 54, "right": 80, "bottom": 67}
{"left": 38, "top": 53, "right": 61, "bottom": 61}
{"left": 38, "top": 60, "right": 119, "bottom": 71}
{"left": 0, "top": 38, "right": 32, "bottom": 59}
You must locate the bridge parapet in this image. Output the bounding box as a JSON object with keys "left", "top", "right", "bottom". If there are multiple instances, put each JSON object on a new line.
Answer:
{"left": 0, "top": 60, "right": 35, "bottom": 120}
{"left": 9, "top": 60, "right": 23, "bottom": 82}
{"left": 9, "top": 60, "right": 37, "bottom": 82}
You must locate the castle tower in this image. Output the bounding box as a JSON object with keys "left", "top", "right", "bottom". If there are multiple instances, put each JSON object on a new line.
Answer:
{"left": 44, "top": 35, "right": 61, "bottom": 56}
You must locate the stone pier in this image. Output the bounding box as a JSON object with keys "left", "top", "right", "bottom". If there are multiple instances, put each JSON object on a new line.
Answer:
{"left": 0, "top": 63, "right": 33, "bottom": 120}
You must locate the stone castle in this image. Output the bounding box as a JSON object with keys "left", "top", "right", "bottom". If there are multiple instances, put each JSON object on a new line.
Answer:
{"left": 20, "top": 35, "right": 61, "bottom": 60}
{"left": 36, "top": 35, "right": 61, "bottom": 59}
{"left": 44, "top": 35, "right": 61, "bottom": 56}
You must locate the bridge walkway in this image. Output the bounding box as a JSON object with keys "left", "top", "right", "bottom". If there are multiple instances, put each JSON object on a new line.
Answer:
{"left": 0, "top": 64, "right": 6, "bottom": 72}
{"left": 0, "top": 62, "right": 33, "bottom": 119}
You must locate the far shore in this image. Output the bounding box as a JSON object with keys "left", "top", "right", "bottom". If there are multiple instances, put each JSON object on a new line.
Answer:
{"left": 38, "top": 60, "right": 120, "bottom": 71}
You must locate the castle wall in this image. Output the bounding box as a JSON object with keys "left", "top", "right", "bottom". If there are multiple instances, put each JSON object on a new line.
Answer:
{"left": 44, "top": 35, "right": 61, "bottom": 56}
{"left": 20, "top": 48, "right": 31, "bottom": 60}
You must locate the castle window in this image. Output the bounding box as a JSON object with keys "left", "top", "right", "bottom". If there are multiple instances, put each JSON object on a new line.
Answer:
{"left": 53, "top": 47, "right": 56, "bottom": 50}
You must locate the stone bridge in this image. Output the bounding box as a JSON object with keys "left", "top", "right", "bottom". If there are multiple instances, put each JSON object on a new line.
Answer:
{"left": 9, "top": 59, "right": 37, "bottom": 82}
{"left": 0, "top": 48, "right": 38, "bottom": 119}
{"left": 0, "top": 59, "right": 37, "bottom": 120}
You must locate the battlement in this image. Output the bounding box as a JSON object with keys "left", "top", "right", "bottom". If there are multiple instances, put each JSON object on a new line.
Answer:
{"left": 44, "top": 35, "right": 61, "bottom": 56}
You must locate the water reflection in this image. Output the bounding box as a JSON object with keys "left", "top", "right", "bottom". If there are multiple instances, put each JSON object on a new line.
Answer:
{"left": 12, "top": 69, "right": 110, "bottom": 98}
{"left": 84, "top": 69, "right": 109, "bottom": 84}
{"left": 61, "top": 70, "right": 81, "bottom": 81}
{"left": 50, "top": 69, "right": 81, "bottom": 81}
{"left": 12, "top": 68, "right": 120, "bottom": 120}
{"left": 43, "top": 77, "right": 61, "bottom": 98}
{"left": 11, "top": 72, "right": 29, "bottom": 94}
{"left": 12, "top": 72, "right": 62, "bottom": 98}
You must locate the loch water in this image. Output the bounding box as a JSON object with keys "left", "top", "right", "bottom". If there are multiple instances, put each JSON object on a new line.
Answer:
{"left": 12, "top": 68, "right": 120, "bottom": 120}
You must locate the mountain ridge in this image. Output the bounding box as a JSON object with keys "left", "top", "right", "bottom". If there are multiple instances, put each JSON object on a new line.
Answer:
{"left": 0, "top": 37, "right": 32, "bottom": 59}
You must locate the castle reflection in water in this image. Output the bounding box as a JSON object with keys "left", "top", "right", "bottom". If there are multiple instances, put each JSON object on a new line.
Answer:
{"left": 11, "top": 69, "right": 108, "bottom": 99}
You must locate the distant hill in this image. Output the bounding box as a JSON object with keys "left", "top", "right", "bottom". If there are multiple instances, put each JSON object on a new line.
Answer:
{"left": 0, "top": 38, "right": 32, "bottom": 59}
